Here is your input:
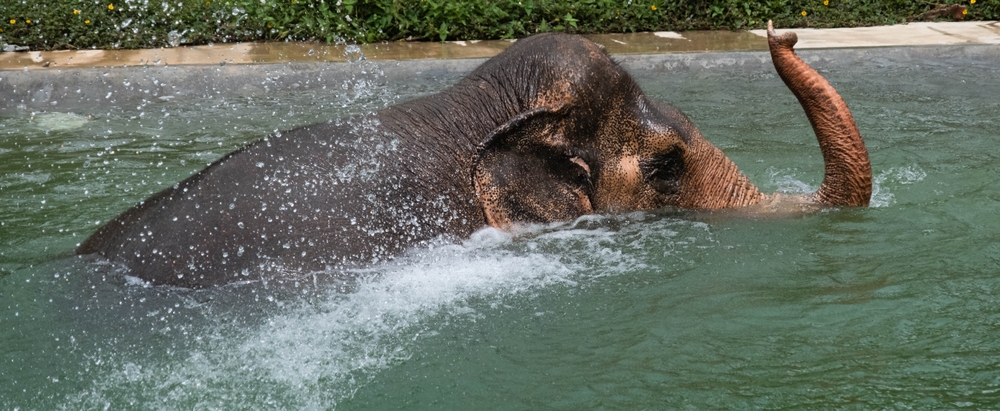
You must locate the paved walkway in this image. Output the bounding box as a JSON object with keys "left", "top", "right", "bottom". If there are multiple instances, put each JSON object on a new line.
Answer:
{"left": 0, "top": 21, "right": 997, "bottom": 70}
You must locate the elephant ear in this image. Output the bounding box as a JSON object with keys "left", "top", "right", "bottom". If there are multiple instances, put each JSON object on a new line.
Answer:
{"left": 473, "top": 106, "right": 595, "bottom": 229}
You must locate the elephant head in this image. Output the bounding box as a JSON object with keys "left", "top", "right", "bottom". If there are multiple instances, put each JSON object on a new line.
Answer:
{"left": 471, "top": 22, "right": 871, "bottom": 229}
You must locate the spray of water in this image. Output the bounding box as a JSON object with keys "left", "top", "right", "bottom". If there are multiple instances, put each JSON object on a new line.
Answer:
{"left": 55, "top": 213, "right": 705, "bottom": 409}
{"left": 870, "top": 165, "right": 927, "bottom": 208}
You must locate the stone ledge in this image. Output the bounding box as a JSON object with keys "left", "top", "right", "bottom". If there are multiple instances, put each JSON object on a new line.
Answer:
{"left": 1, "top": 22, "right": 996, "bottom": 71}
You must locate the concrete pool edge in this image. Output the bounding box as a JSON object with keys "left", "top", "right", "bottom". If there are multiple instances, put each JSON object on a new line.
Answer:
{"left": 2, "top": 42, "right": 998, "bottom": 114}
{"left": 0, "top": 21, "right": 997, "bottom": 71}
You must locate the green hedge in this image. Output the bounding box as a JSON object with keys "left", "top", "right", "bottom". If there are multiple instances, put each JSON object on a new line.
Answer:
{"left": 1, "top": 0, "right": 995, "bottom": 50}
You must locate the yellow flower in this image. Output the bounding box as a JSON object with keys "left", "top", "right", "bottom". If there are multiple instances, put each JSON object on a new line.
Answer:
{"left": 823, "top": 0, "right": 829, "bottom": 5}
{"left": 963, "top": 8, "right": 968, "bottom": 14}
{"left": 73, "top": 9, "right": 81, "bottom": 15}
{"left": 651, "top": 5, "right": 657, "bottom": 10}
{"left": 26, "top": 19, "right": 31, "bottom": 24}
{"left": 108, "top": 4, "right": 114, "bottom": 10}
{"left": 970, "top": 0, "right": 975, "bottom": 4}
{"left": 801, "top": 10, "right": 807, "bottom": 16}
{"left": 205, "top": 1, "right": 211, "bottom": 4}
{"left": 85, "top": 19, "right": 91, "bottom": 24}
{"left": 9, "top": 19, "right": 15, "bottom": 24}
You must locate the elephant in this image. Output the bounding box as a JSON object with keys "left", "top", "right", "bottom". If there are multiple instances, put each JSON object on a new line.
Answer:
{"left": 77, "top": 22, "right": 871, "bottom": 288}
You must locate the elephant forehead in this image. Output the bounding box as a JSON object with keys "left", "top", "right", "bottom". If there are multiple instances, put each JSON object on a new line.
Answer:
{"left": 595, "top": 122, "right": 685, "bottom": 158}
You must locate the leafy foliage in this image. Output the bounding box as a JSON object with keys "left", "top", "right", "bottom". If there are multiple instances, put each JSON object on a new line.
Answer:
{"left": 1, "top": 0, "right": 995, "bottom": 50}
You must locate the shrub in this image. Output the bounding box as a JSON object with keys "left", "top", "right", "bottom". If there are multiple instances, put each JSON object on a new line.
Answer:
{"left": 0, "top": 0, "right": 993, "bottom": 50}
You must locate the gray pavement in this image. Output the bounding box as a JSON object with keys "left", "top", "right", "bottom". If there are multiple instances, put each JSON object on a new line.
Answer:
{"left": 748, "top": 21, "right": 1000, "bottom": 48}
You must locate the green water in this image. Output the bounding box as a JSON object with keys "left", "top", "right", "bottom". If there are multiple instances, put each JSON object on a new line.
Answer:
{"left": 3, "top": 48, "right": 1000, "bottom": 409}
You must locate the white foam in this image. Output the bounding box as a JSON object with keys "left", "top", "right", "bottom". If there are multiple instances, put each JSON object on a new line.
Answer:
{"left": 33, "top": 112, "right": 90, "bottom": 131}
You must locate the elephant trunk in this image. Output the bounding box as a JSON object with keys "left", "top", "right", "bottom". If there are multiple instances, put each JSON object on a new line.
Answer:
{"left": 680, "top": 136, "right": 765, "bottom": 209}
{"left": 767, "top": 21, "right": 872, "bottom": 206}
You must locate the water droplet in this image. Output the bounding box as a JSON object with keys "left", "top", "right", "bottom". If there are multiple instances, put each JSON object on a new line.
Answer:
{"left": 168, "top": 30, "right": 183, "bottom": 47}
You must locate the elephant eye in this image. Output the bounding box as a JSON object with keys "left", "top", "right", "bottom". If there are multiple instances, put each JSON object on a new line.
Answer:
{"left": 643, "top": 149, "right": 685, "bottom": 195}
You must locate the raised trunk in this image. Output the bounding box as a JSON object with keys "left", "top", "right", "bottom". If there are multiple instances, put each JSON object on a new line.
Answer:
{"left": 767, "top": 21, "right": 872, "bottom": 206}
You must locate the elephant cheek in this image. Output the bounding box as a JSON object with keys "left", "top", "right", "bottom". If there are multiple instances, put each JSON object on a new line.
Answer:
{"left": 593, "top": 156, "right": 645, "bottom": 213}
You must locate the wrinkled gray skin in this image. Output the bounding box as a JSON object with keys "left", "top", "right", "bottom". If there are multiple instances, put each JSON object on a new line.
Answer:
{"left": 78, "top": 32, "right": 870, "bottom": 287}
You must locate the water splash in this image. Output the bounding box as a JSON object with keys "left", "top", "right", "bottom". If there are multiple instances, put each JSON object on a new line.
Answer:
{"left": 56, "top": 215, "right": 704, "bottom": 409}
{"left": 870, "top": 165, "right": 927, "bottom": 208}
{"left": 765, "top": 167, "right": 816, "bottom": 194}
{"left": 338, "top": 45, "right": 396, "bottom": 109}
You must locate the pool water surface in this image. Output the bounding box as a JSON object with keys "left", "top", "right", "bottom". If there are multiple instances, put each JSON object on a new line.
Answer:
{"left": 2, "top": 45, "right": 1000, "bottom": 409}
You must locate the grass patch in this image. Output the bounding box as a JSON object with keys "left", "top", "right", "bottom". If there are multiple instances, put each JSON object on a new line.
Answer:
{"left": 1, "top": 0, "right": 995, "bottom": 50}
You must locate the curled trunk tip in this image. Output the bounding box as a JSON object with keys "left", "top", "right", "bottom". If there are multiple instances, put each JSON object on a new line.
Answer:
{"left": 767, "top": 20, "right": 798, "bottom": 49}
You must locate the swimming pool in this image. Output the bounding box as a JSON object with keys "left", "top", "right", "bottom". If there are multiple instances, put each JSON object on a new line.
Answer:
{"left": 2, "top": 44, "right": 1000, "bottom": 409}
